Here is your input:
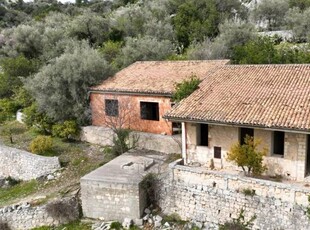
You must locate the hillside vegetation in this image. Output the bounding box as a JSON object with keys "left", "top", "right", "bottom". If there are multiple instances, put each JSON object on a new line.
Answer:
{"left": 0, "top": 0, "right": 310, "bottom": 128}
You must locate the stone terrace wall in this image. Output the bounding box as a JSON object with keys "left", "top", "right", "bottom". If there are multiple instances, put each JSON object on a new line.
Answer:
{"left": 0, "top": 197, "right": 79, "bottom": 230}
{"left": 158, "top": 162, "right": 310, "bottom": 230}
{"left": 81, "top": 126, "right": 181, "bottom": 154}
{"left": 0, "top": 145, "right": 60, "bottom": 180}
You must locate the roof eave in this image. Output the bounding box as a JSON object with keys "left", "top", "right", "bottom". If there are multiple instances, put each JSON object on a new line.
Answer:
{"left": 163, "top": 116, "right": 310, "bottom": 134}
{"left": 89, "top": 89, "right": 172, "bottom": 98}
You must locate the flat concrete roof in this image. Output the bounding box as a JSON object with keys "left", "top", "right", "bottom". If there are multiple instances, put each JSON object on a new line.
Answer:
{"left": 81, "top": 149, "right": 166, "bottom": 185}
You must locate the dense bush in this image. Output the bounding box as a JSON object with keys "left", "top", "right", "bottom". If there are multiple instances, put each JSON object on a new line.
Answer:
{"left": 29, "top": 135, "right": 53, "bottom": 154}
{"left": 52, "top": 120, "right": 80, "bottom": 140}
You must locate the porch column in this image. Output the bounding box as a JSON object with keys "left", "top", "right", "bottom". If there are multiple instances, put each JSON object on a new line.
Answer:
{"left": 181, "top": 122, "right": 187, "bottom": 164}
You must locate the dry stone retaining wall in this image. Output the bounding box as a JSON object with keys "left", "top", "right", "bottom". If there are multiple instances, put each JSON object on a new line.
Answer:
{"left": 0, "top": 145, "right": 60, "bottom": 180}
{"left": 0, "top": 197, "right": 79, "bottom": 230}
{"left": 81, "top": 126, "right": 181, "bottom": 154}
{"left": 158, "top": 161, "right": 310, "bottom": 230}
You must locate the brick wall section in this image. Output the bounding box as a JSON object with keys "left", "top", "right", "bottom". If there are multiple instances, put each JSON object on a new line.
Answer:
{"left": 185, "top": 123, "right": 308, "bottom": 181}
{"left": 90, "top": 93, "right": 173, "bottom": 135}
{"left": 158, "top": 162, "right": 310, "bottom": 229}
{"left": 0, "top": 145, "right": 60, "bottom": 181}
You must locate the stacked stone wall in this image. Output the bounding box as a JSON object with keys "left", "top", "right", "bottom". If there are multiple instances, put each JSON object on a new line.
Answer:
{"left": 0, "top": 197, "right": 79, "bottom": 230}
{"left": 158, "top": 162, "right": 310, "bottom": 229}
{"left": 0, "top": 145, "right": 60, "bottom": 180}
{"left": 81, "top": 126, "right": 181, "bottom": 154}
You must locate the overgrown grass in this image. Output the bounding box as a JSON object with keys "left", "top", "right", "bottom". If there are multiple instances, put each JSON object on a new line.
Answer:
{"left": 31, "top": 221, "right": 91, "bottom": 230}
{"left": 0, "top": 180, "right": 39, "bottom": 206}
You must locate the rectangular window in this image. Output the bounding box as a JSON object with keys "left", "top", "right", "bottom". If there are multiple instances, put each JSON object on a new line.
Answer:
{"left": 140, "top": 102, "right": 159, "bottom": 121}
{"left": 214, "top": 146, "right": 221, "bottom": 159}
{"left": 105, "top": 99, "right": 118, "bottom": 117}
{"left": 240, "top": 128, "right": 254, "bottom": 145}
{"left": 273, "top": 131, "right": 284, "bottom": 155}
{"left": 199, "top": 124, "right": 209, "bottom": 146}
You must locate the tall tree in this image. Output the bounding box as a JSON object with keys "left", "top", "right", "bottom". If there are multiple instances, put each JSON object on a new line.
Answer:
{"left": 25, "top": 41, "right": 113, "bottom": 124}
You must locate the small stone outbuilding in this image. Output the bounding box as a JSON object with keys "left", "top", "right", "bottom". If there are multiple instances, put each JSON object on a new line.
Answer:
{"left": 80, "top": 150, "right": 166, "bottom": 221}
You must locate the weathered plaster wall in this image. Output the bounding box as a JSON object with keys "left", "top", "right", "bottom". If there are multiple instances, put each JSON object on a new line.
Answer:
{"left": 80, "top": 126, "right": 181, "bottom": 154}
{"left": 185, "top": 123, "right": 308, "bottom": 181}
{"left": 158, "top": 162, "right": 310, "bottom": 230}
{"left": 0, "top": 145, "right": 60, "bottom": 181}
{"left": 0, "top": 197, "right": 79, "bottom": 230}
{"left": 90, "top": 93, "right": 173, "bottom": 135}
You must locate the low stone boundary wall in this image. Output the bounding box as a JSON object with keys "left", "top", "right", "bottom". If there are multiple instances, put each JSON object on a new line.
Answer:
{"left": 0, "top": 145, "right": 60, "bottom": 180}
{"left": 158, "top": 162, "right": 310, "bottom": 229}
{"left": 0, "top": 197, "right": 79, "bottom": 230}
{"left": 80, "top": 126, "right": 181, "bottom": 154}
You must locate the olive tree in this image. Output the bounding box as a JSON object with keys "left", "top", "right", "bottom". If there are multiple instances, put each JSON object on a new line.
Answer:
{"left": 115, "top": 36, "right": 174, "bottom": 68}
{"left": 25, "top": 41, "right": 113, "bottom": 124}
{"left": 285, "top": 7, "right": 310, "bottom": 42}
{"left": 188, "top": 20, "right": 256, "bottom": 60}
{"left": 251, "top": 0, "right": 290, "bottom": 30}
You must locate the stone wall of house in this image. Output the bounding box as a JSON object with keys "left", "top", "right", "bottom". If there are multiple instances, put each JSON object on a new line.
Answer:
{"left": 185, "top": 123, "right": 308, "bottom": 181}
{"left": 0, "top": 145, "right": 60, "bottom": 181}
{"left": 158, "top": 162, "right": 310, "bottom": 230}
{"left": 81, "top": 178, "right": 146, "bottom": 222}
{"left": 90, "top": 93, "right": 173, "bottom": 135}
{"left": 81, "top": 126, "right": 181, "bottom": 154}
{"left": 0, "top": 197, "right": 79, "bottom": 230}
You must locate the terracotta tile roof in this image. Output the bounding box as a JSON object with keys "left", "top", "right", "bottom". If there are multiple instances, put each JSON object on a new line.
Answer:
{"left": 165, "top": 64, "right": 310, "bottom": 132}
{"left": 91, "top": 60, "right": 229, "bottom": 95}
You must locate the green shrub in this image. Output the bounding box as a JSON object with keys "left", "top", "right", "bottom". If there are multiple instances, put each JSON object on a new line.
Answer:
{"left": 219, "top": 209, "right": 256, "bottom": 230}
{"left": 6, "top": 176, "right": 21, "bottom": 186}
{"left": 172, "top": 75, "right": 201, "bottom": 102}
{"left": 162, "top": 213, "right": 187, "bottom": 225}
{"left": 227, "top": 135, "right": 267, "bottom": 176}
{"left": 242, "top": 188, "right": 255, "bottom": 197}
{"left": 29, "top": 135, "right": 53, "bottom": 154}
{"left": 110, "top": 221, "right": 122, "bottom": 230}
{"left": 52, "top": 120, "right": 80, "bottom": 140}
{"left": 23, "top": 103, "right": 54, "bottom": 135}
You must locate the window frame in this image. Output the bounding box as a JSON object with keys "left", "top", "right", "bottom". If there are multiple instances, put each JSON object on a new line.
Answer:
{"left": 140, "top": 101, "right": 159, "bottom": 121}
{"left": 105, "top": 99, "right": 119, "bottom": 117}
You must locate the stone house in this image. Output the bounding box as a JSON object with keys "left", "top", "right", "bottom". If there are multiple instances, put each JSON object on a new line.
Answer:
{"left": 164, "top": 64, "right": 310, "bottom": 181}
{"left": 90, "top": 60, "right": 228, "bottom": 135}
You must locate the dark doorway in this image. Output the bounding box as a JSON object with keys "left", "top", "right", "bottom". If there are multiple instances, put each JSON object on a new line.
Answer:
{"left": 199, "top": 124, "right": 209, "bottom": 146}
{"left": 306, "top": 135, "right": 310, "bottom": 176}
{"left": 240, "top": 128, "right": 254, "bottom": 145}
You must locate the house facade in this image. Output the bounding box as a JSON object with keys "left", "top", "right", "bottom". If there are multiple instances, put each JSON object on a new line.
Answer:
{"left": 165, "top": 64, "right": 310, "bottom": 181}
{"left": 90, "top": 60, "right": 228, "bottom": 135}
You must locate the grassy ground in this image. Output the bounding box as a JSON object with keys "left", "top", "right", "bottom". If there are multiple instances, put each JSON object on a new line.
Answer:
{"left": 0, "top": 121, "right": 115, "bottom": 206}
{"left": 31, "top": 221, "right": 92, "bottom": 230}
